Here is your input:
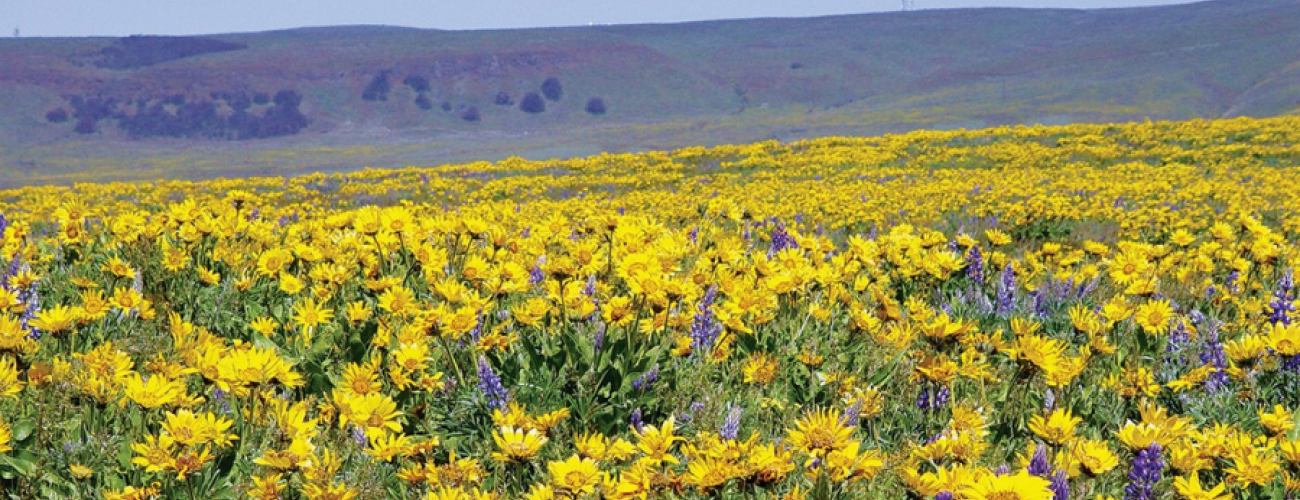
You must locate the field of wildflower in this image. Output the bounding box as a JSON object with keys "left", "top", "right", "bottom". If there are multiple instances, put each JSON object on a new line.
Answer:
{"left": 2, "top": 116, "right": 1300, "bottom": 500}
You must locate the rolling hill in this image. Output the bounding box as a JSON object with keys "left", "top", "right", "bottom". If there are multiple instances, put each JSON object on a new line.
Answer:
{"left": 0, "top": 0, "right": 1298, "bottom": 185}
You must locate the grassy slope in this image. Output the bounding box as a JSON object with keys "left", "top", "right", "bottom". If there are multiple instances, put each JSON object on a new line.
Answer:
{"left": 0, "top": 0, "right": 1296, "bottom": 186}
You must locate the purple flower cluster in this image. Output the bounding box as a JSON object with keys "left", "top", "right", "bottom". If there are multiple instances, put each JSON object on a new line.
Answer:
{"left": 916, "top": 384, "right": 950, "bottom": 412}
{"left": 966, "top": 245, "right": 984, "bottom": 284}
{"left": 1267, "top": 268, "right": 1294, "bottom": 326}
{"left": 996, "top": 264, "right": 1016, "bottom": 317}
{"left": 1028, "top": 443, "right": 1052, "bottom": 477}
{"left": 689, "top": 285, "right": 722, "bottom": 357}
{"left": 1051, "top": 470, "right": 1069, "bottom": 500}
{"left": 720, "top": 405, "right": 743, "bottom": 440}
{"left": 1198, "top": 321, "right": 1229, "bottom": 393}
{"left": 1124, "top": 444, "right": 1163, "bottom": 500}
{"left": 767, "top": 221, "right": 798, "bottom": 258}
{"left": 476, "top": 356, "right": 509, "bottom": 410}
{"left": 632, "top": 365, "right": 659, "bottom": 391}
{"left": 528, "top": 255, "right": 546, "bottom": 285}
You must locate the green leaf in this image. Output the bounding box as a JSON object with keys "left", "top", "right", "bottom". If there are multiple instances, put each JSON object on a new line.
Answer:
{"left": 10, "top": 420, "right": 36, "bottom": 441}
{"left": 0, "top": 455, "right": 36, "bottom": 478}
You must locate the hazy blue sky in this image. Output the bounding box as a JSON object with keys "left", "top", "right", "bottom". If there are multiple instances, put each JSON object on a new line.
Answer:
{"left": 7, "top": 0, "right": 1203, "bottom": 37}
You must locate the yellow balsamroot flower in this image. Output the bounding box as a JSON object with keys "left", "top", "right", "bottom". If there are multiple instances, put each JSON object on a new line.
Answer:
{"left": 547, "top": 455, "right": 602, "bottom": 497}
{"left": 787, "top": 408, "right": 854, "bottom": 458}
{"left": 742, "top": 352, "right": 779, "bottom": 385}
{"left": 366, "top": 432, "right": 413, "bottom": 462}
{"left": 1225, "top": 448, "right": 1280, "bottom": 487}
{"left": 1133, "top": 299, "right": 1175, "bottom": 335}
{"left": 1028, "top": 408, "right": 1082, "bottom": 445}
{"left": 1116, "top": 421, "right": 1174, "bottom": 451}
{"left": 1224, "top": 335, "right": 1268, "bottom": 367}
{"left": 247, "top": 473, "right": 287, "bottom": 500}
{"left": 492, "top": 427, "right": 548, "bottom": 463}
{"left": 30, "top": 304, "right": 78, "bottom": 335}
{"left": 632, "top": 417, "right": 683, "bottom": 465}
{"left": 1259, "top": 404, "right": 1295, "bottom": 436}
{"left": 248, "top": 316, "right": 278, "bottom": 337}
{"left": 0, "top": 357, "right": 24, "bottom": 398}
{"left": 102, "top": 485, "right": 160, "bottom": 500}
{"left": 291, "top": 298, "right": 334, "bottom": 331}
{"left": 0, "top": 419, "right": 11, "bottom": 454}
{"left": 1173, "top": 474, "right": 1231, "bottom": 500}
{"left": 986, "top": 228, "right": 1012, "bottom": 246}
{"left": 378, "top": 286, "right": 417, "bottom": 318}
{"left": 68, "top": 463, "right": 93, "bottom": 479}
{"left": 120, "top": 372, "right": 196, "bottom": 409}
{"left": 161, "top": 409, "right": 237, "bottom": 448}
{"left": 341, "top": 392, "right": 404, "bottom": 437}
{"left": 683, "top": 456, "right": 739, "bottom": 491}
{"left": 339, "top": 360, "right": 382, "bottom": 396}
{"left": 216, "top": 346, "right": 304, "bottom": 394}
{"left": 130, "top": 434, "right": 177, "bottom": 473}
{"left": 101, "top": 256, "right": 137, "bottom": 280}
{"left": 961, "top": 470, "right": 1055, "bottom": 500}
{"left": 1266, "top": 322, "right": 1300, "bottom": 357}
{"left": 1071, "top": 439, "right": 1119, "bottom": 476}
{"left": 302, "top": 482, "right": 359, "bottom": 500}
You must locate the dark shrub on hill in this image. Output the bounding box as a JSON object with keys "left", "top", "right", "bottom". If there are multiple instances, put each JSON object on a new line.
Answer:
{"left": 45, "top": 108, "right": 69, "bottom": 123}
{"left": 94, "top": 35, "right": 246, "bottom": 70}
{"left": 494, "top": 91, "right": 513, "bottom": 106}
{"left": 461, "top": 106, "right": 480, "bottom": 122}
{"left": 441, "top": 101, "right": 452, "bottom": 112}
{"left": 362, "top": 71, "right": 392, "bottom": 101}
{"left": 253, "top": 92, "right": 270, "bottom": 105}
{"left": 541, "top": 77, "right": 563, "bottom": 101}
{"left": 520, "top": 92, "right": 546, "bottom": 114}
{"left": 415, "top": 94, "right": 433, "bottom": 110}
{"left": 585, "top": 97, "right": 606, "bottom": 116}
{"left": 403, "top": 74, "right": 431, "bottom": 93}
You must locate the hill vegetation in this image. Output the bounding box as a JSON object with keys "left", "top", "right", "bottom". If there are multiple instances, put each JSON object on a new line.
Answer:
{"left": 0, "top": 0, "right": 1297, "bottom": 183}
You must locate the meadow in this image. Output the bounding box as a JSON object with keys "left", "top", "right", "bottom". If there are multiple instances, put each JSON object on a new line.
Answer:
{"left": 2, "top": 115, "right": 1300, "bottom": 500}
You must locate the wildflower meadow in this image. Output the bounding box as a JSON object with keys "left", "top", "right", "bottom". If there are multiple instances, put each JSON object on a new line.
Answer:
{"left": 2, "top": 116, "right": 1300, "bottom": 500}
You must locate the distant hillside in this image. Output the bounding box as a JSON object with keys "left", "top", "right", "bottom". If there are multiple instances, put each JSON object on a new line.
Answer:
{"left": 0, "top": 0, "right": 1297, "bottom": 185}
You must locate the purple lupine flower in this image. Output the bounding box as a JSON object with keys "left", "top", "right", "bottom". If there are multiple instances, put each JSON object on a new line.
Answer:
{"left": 593, "top": 321, "right": 606, "bottom": 353}
{"left": 1267, "top": 268, "right": 1294, "bottom": 325}
{"left": 632, "top": 365, "right": 660, "bottom": 391}
{"left": 1204, "top": 284, "right": 1217, "bottom": 300}
{"left": 1124, "top": 443, "right": 1163, "bottom": 500}
{"left": 1033, "top": 291, "right": 1049, "bottom": 318}
{"left": 994, "top": 464, "right": 1011, "bottom": 476}
{"left": 935, "top": 492, "right": 954, "bottom": 500}
{"left": 1043, "top": 388, "right": 1056, "bottom": 413}
{"left": 528, "top": 255, "right": 546, "bottom": 285}
{"left": 840, "top": 399, "right": 864, "bottom": 428}
{"left": 720, "top": 405, "right": 743, "bottom": 440}
{"left": 1051, "top": 469, "right": 1069, "bottom": 500}
{"left": 476, "top": 357, "right": 509, "bottom": 410}
{"left": 630, "top": 408, "right": 644, "bottom": 432}
{"left": 767, "top": 221, "right": 798, "bottom": 258}
{"left": 966, "top": 245, "right": 984, "bottom": 284}
{"left": 1225, "top": 270, "right": 1240, "bottom": 295}
{"left": 689, "top": 401, "right": 706, "bottom": 414}
{"left": 917, "top": 384, "right": 949, "bottom": 412}
{"left": 689, "top": 285, "right": 723, "bottom": 357}
{"left": 352, "top": 426, "right": 367, "bottom": 446}
{"left": 996, "top": 264, "right": 1016, "bottom": 317}
{"left": 1028, "top": 444, "right": 1052, "bottom": 477}
{"left": 1199, "top": 323, "right": 1229, "bottom": 393}
{"left": 688, "top": 226, "right": 700, "bottom": 245}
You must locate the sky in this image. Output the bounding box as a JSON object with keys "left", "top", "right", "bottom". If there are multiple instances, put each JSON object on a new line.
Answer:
{"left": 5, "top": 0, "right": 1204, "bottom": 37}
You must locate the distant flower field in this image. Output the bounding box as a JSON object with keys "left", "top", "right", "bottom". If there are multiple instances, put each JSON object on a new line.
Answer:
{"left": 2, "top": 116, "right": 1300, "bottom": 500}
